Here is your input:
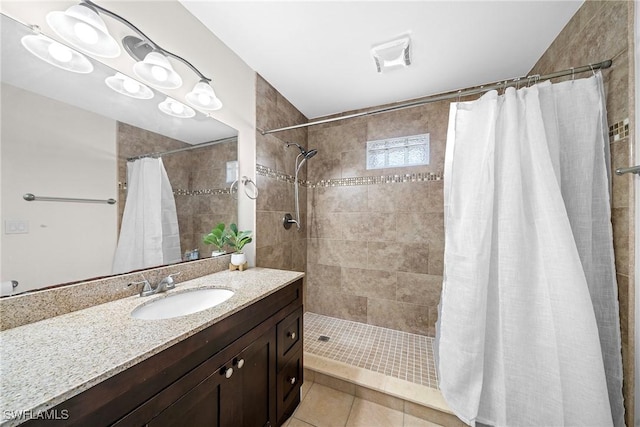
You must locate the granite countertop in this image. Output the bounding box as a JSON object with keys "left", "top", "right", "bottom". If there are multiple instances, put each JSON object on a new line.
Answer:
{"left": 0, "top": 268, "right": 304, "bottom": 426}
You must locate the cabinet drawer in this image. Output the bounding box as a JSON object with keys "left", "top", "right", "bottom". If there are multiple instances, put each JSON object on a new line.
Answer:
{"left": 277, "top": 348, "right": 303, "bottom": 425}
{"left": 277, "top": 307, "right": 302, "bottom": 365}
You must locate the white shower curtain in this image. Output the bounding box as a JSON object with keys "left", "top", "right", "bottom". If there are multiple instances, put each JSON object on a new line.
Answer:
{"left": 436, "top": 72, "right": 624, "bottom": 426}
{"left": 112, "top": 157, "right": 181, "bottom": 274}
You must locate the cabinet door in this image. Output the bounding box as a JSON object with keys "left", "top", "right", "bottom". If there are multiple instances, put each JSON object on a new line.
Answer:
{"left": 146, "top": 328, "right": 277, "bottom": 427}
{"left": 147, "top": 371, "right": 224, "bottom": 427}
{"left": 235, "top": 327, "right": 277, "bottom": 427}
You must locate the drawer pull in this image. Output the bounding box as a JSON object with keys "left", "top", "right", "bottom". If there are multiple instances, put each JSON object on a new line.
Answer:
{"left": 288, "top": 377, "right": 296, "bottom": 385}
{"left": 235, "top": 358, "right": 245, "bottom": 369}
{"left": 221, "top": 367, "right": 234, "bottom": 379}
{"left": 287, "top": 332, "right": 296, "bottom": 340}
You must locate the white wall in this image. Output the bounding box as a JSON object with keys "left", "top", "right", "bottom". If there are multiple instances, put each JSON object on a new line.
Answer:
{"left": 1, "top": 0, "right": 258, "bottom": 266}
{"left": 1, "top": 84, "right": 118, "bottom": 292}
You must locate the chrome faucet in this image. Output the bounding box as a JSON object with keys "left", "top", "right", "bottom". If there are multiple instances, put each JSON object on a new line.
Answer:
{"left": 128, "top": 272, "right": 181, "bottom": 297}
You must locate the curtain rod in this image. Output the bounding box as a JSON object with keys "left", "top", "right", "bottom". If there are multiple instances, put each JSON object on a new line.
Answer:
{"left": 127, "top": 136, "right": 238, "bottom": 161}
{"left": 260, "top": 59, "right": 613, "bottom": 136}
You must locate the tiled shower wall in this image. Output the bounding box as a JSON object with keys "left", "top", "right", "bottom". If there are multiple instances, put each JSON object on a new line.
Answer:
{"left": 117, "top": 123, "right": 237, "bottom": 257}
{"left": 529, "top": 1, "right": 635, "bottom": 424}
{"left": 306, "top": 104, "right": 448, "bottom": 336}
{"left": 255, "top": 75, "right": 308, "bottom": 272}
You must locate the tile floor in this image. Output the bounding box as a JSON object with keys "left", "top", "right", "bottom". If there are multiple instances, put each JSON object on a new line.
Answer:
{"left": 283, "top": 381, "right": 443, "bottom": 427}
{"left": 304, "top": 313, "right": 438, "bottom": 389}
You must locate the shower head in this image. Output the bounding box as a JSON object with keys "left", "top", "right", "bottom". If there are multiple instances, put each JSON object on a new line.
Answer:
{"left": 286, "top": 142, "right": 317, "bottom": 159}
{"left": 304, "top": 149, "right": 318, "bottom": 160}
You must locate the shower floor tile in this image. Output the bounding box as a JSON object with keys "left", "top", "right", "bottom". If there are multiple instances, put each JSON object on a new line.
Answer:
{"left": 304, "top": 312, "right": 438, "bottom": 389}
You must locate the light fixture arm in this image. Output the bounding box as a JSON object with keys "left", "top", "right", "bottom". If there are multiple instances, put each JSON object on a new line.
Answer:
{"left": 82, "top": 0, "right": 211, "bottom": 82}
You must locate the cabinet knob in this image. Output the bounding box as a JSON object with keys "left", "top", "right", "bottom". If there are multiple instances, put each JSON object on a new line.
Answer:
{"left": 221, "top": 367, "right": 233, "bottom": 379}
{"left": 288, "top": 377, "right": 296, "bottom": 385}
{"left": 235, "top": 358, "right": 245, "bottom": 369}
{"left": 287, "top": 332, "right": 296, "bottom": 340}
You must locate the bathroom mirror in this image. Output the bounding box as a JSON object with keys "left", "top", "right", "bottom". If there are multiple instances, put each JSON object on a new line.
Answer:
{"left": 0, "top": 13, "right": 239, "bottom": 294}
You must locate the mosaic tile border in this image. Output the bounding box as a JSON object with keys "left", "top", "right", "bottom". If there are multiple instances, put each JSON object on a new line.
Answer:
{"left": 118, "top": 185, "right": 232, "bottom": 196}
{"left": 256, "top": 164, "right": 312, "bottom": 187}
{"left": 173, "top": 188, "right": 232, "bottom": 196}
{"left": 256, "top": 163, "right": 443, "bottom": 188}
{"left": 609, "top": 118, "right": 629, "bottom": 142}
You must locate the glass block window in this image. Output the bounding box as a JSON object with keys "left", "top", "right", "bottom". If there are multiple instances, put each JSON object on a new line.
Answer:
{"left": 226, "top": 160, "right": 238, "bottom": 183}
{"left": 366, "top": 134, "right": 430, "bottom": 170}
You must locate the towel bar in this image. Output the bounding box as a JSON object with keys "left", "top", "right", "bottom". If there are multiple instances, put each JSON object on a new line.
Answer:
{"left": 23, "top": 193, "right": 116, "bottom": 205}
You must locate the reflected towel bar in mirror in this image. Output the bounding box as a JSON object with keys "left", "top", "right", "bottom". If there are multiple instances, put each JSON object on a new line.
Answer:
{"left": 615, "top": 165, "right": 640, "bottom": 176}
{"left": 23, "top": 193, "right": 116, "bottom": 205}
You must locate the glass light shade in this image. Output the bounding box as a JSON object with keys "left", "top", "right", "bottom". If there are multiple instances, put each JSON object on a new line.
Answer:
{"left": 186, "top": 81, "right": 223, "bottom": 110}
{"left": 21, "top": 34, "right": 93, "bottom": 74}
{"left": 158, "top": 97, "right": 195, "bottom": 118}
{"left": 46, "top": 4, "right": 120, "bottom": 58}
{"left": 133, "top": 51, "right": 182, "bottom": 89}
{"left": 105, "top": 73, "right": 154, "bottom": 99}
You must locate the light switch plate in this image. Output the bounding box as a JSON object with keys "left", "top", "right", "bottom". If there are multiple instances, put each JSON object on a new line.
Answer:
{"left": 5, "top": 220, "right": 29, "bottom": 234}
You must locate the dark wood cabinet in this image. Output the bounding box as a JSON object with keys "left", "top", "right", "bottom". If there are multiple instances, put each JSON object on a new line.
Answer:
{"left": 25, "top": 278, "right": 303, "bottom": 427}
{"left": 139, "top": 328, "right": 276, "bottom": 427}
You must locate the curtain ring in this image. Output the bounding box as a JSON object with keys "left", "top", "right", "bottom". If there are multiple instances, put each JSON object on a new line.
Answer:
{"left": 457, "top": 90, "right": 462, "bottom": 103}
{"left": 229, "top": 179, "right": 239, "bottom": 200}
{"left": 589, "top": 63, "right": 596, "bottom": 76}
{"left": 570, "top": 67, "right": 575, "bottom": 81}
{"left": 514, "top": 77, "right": 521, "bottom": 90}
{"left": 241, "top": 176, "right": 259, "bottom": 200}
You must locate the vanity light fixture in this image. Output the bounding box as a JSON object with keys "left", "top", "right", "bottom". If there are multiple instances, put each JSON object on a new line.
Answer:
{"left": 132, "top": 50, "right": 182, "bottom": 89}
{"left": 186, "top": 80, "right": 223, "bottom": 111}
{"left": 158, "top": 97, "right": 195, "bottom": 118}
{"left": 46, "top": 3, "right": 120, "bottom": 58}
{"left": 105, "top": 73, "right": 154, "bottom": 99}
{"left": 21, "top": 34, "right": 93, "bottom": 74}
{"left": 40, "top": 0, "right": 222, "bottom": 112}
{"left": 371, "top": 36, "right": 411, "bottom": 73}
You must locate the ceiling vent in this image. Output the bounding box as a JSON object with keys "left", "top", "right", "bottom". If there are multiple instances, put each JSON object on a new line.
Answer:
{"left": 371, "top": 36, "right": 411, "bottom": 73}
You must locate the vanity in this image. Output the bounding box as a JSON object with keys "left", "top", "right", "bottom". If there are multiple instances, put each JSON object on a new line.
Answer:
{"left": 0, "top": 268, "right": 304, "bottom": 427}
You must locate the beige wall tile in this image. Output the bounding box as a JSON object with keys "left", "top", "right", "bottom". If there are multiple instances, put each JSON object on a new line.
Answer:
{"left": 428, "top": 242, "right": 444, "bottom": 276}
{"left": 316, "top": 239, "right": 368, "bottom": 268}
{"left": 307, "top": 286, "right": 368, "bottom": 323}
{"left": 367, "top": 298, "right": 430, "bottom": 335}
{"left": 342, "top": 267, "right": 397, "bottom": 300}
{"left": 397, "top": 273, "right": 443, "bottom": 307}
{"left": 612, "top": 207, "right": 629, "bottom": 276}
{"left": 368, "top": 242, "right": 429, "bottom": 274}
{"left": 611, "top": 139, "right": 630, "bottom": 209}
{"left": 306, "top": 262, "right": 342, "bottom": 290}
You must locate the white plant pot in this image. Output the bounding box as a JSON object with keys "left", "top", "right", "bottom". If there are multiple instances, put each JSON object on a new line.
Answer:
{"left": 211, "top": 250, "right": 226, "bottom": 257}
{"left": 230, "top": 252, "right": 246, "bottom": 266}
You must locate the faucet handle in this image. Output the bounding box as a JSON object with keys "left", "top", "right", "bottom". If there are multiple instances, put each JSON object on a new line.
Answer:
{"left": 128, "top": 280, "right": 154, "bottom": 297}
{"left": 164, "top": 272, "right": 181, "bottom": 289}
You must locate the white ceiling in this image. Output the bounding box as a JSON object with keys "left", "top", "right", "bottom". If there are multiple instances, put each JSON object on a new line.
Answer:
{"left": 181, "top": 1, "right": 583, "bottom": 119}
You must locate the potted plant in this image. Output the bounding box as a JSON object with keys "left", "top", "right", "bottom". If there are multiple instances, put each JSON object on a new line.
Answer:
{"left": 227, "top": 223, "right": 252, "bottom": 266}
{"left": 203, "top": 223, "right": 229, "bottom": 257}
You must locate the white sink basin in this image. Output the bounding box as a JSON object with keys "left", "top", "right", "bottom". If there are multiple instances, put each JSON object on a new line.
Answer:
{"left": 131, "top": 288, "right": 234, "bottom": 320}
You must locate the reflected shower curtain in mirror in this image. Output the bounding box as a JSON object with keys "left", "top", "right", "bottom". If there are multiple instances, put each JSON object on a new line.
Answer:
{"left": 435, "top": 72, "right": 623, "bottom": 426}
{"left": 112, "top": 158, "right": 181, "bottom": 274}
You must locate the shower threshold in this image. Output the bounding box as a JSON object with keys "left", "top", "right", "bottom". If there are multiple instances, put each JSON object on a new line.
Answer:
{"left": 303, "top": 312, "right": 459, "bottom": 424}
